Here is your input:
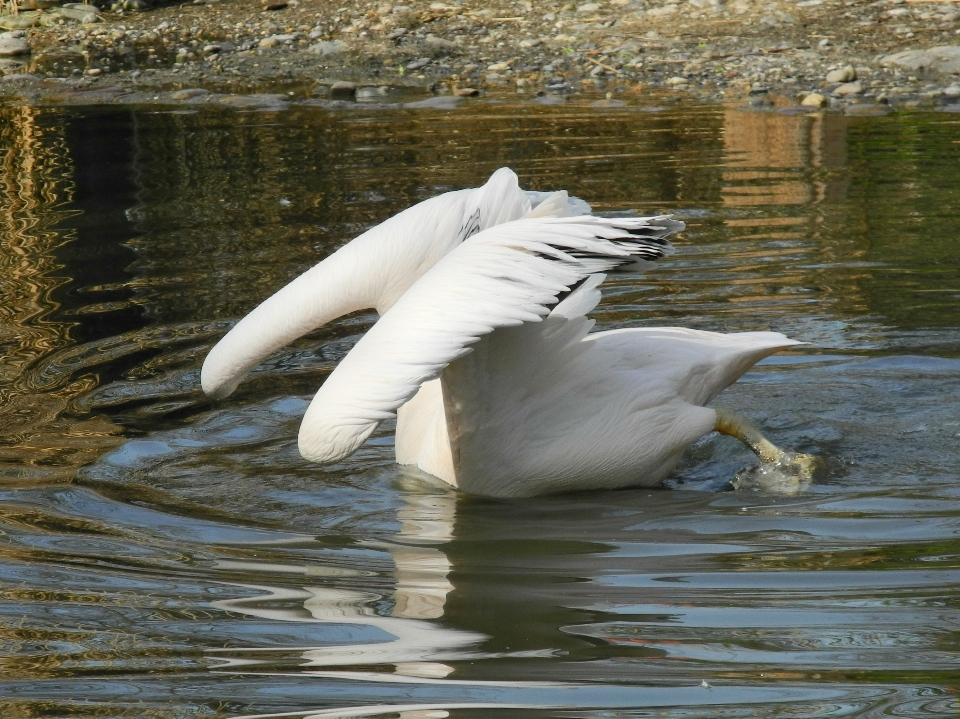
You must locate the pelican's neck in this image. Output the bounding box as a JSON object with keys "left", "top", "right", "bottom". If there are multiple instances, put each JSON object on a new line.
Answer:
{"left": 201, "top": 243, "right": 383, "bottom": 399}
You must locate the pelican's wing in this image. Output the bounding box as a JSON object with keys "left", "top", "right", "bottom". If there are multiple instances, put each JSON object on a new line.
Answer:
{"left": 298, "top": 214, "right": 681, "bottom": 463}
{"left": 201, "top": 168, "right": 535, "bottom": 400}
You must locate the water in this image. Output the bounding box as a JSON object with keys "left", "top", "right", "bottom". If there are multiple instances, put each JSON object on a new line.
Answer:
{"left": 1, "top": 98, "right": 959, "bottom": 718}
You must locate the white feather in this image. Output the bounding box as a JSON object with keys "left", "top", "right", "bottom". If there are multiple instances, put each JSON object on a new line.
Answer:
{"left": 202, "top": 169, "right": 802, "bottom": 498}
{"left": 201, "top": 167, "right": 573, "bottom": 400}
{"left": 297, "top": 215, "right": 678, "bottom": 464}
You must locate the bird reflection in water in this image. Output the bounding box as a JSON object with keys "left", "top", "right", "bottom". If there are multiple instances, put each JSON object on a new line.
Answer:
{"left": 208, "top": 485, "right": 548, "bottom": 683}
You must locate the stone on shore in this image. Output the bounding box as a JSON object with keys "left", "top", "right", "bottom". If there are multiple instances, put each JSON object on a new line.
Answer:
{"left": 0, "top": 14, "right": 38, "bottom": 30}
{"left": 826, "top": 65, "right": 856, "bottom": 83}
{"left": 309, "top": 40, "right": 346, "bottom": 56}
{"left": 880, "top": 46, "right": 960, "bottom": 74}
{"left": 329, "top": 81, "right": 357, "bottom": 100}
{"left": 0, "top": 34, "right": 31, "bottom": 57}
{"left": 801, "top": 92, "right": 827, "bottom": 107}
{"left": 834, "top": 81, "right": 863, "bottom": 96}
{"left": 423, "top": 34, "right": 457, "bottom": 51}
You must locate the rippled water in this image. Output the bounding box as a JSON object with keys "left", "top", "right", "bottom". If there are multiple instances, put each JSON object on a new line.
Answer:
{"left": 1, "top": 98, "right": 959, "bottom": 718}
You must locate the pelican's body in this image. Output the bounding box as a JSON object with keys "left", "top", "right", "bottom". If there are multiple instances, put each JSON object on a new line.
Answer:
{"left": 397, "top": 309, "right": 794, "bottom": 498}
{"left": 202, "top": 169, "right": 805, "bottom": 498}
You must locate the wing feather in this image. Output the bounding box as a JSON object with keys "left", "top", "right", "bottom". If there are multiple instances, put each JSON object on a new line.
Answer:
{"left": 298, "top": 214, "right": 681, "bottom": 463}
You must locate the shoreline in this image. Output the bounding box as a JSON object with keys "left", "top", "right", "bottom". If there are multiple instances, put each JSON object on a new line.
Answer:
{"left": 1, "top": 0, "right": 959, "bottom": 109}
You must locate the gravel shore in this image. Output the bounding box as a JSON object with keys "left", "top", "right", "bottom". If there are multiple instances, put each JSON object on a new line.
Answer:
{"left": 1, "top": 0, "right": 960, "bottom": 108}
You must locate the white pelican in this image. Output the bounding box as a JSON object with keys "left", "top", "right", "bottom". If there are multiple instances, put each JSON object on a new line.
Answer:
{"left": 202, "top": 168, "right": 814, "bottom": 497}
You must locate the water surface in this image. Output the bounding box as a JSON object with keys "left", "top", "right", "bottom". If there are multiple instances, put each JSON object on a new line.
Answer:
{"left": 1, "top": 98, "right": 959, "bottom": 718}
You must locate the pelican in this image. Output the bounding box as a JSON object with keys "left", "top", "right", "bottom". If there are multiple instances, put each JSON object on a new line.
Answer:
{"left": 202, "top": 168, "right": 814, "bottom": 497}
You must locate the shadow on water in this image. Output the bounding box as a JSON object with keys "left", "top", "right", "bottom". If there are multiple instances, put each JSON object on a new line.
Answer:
{"left": 0, "top": 99, "right": 959, "bottom": 717}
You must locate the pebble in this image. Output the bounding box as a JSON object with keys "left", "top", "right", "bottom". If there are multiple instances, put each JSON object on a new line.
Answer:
{"left": 424, "top": 34, "right": 457, "bottom": 51}
{"left": 0, "top": 36, "right": 30, "bottom": 56}
{"left": 329, "top": 80, "right": 356, "bottom": 99}
{"left": 834, "top": 81, "right": 863, "bottom": 96}
{"left": 1, "top": 0, "right": 956, "bottom": 112}
{"left": 825, "top": 65, "right": 856, "bottom": 83}
{"left": 259, "top": 34, "right": 296, "bottom": 49}
{"left": 406, "top": 57, "right": 431, "bottom": 71}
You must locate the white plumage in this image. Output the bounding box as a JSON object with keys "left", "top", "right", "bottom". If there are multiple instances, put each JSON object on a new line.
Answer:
{"left": 202, "top": 168, "right": 804, "bottom": 498}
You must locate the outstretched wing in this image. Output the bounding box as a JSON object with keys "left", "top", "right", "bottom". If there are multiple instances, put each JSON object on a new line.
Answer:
{"left": 298, "top": 214, "right": 681, "bottom": 464}
{"left": 202, "top": 168, "right": 535, "bottom": 400}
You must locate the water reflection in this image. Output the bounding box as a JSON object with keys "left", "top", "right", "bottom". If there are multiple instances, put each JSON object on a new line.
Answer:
{"left": 0, "top": 106, "right": 125, "bottom": 483}
{"left": 1, "top": 99, "right": 960, "bottom": 718}
{"left": 209, "top": 490, "right": 485, "bottom": 681}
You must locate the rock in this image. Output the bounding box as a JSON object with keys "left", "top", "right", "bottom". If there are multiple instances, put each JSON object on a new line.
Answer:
{"left": 825, "top": 64, "right": 856, "bottom": 83}
{"left": 203, "top": 44, "right": 222, "bottom": 55}
{"left": 666, "top": 76, "right": 688, "bottom": 85}
{"left": 647, "top": 4, "right": 677, "bottom": 17}
{"left": 386, "top": 27, "right": 407, "bottom": 40}
{"left": 454, "top": 86, "right": 479, "bottom": 96}
{"left": 171, "top": 88, "right": 208, "bottom": 100}
{"left": 308, "top": 39, "right": 346, "bottom": 56}
{"left": 85, "top": 68, "right": 101, "bottom": 76}
{"left": 259, "top": 34, "right": 296, "bottom": 49}
{"left": 405, "top": 57, "right": 431, "bottom": 71}
{"left": 801, "top": 92, "right": 827, "bottom": 107}
{"left": 329, "top": 80, "right": 356, "bottom": 99}
{"left": 57, "top": 3, "right": 101, "bottom": 21}
{"left": 355, "top": 86, "right": 382, "bottom": 99}
{"left": 945, "top": 84, "right": 960, "bottom": 97}
{"left": 0, "top": 36, "right": 30, "bottom": 56}
{"left": 62, "top": 2, "right": 100, "bottom": 12}
{"left": 0, "top": 72, "right": 37, "bottom": 82}
{"left": 423, "top": 34, "right": 457, "bottom": 51}
{"left": 834, "top": 81, "right": 863, "bottom": 96}
{"left": 880, "top": 46, "right": 960, "bottom": 75}
{"left": 577, "top": 2, "right": 601, "bottom": 12}
{"left": 56, "top": 6, "right": 100, "bottom": 22}
{"left": 0, "top": 14, "right": 39, "bottom": 30}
